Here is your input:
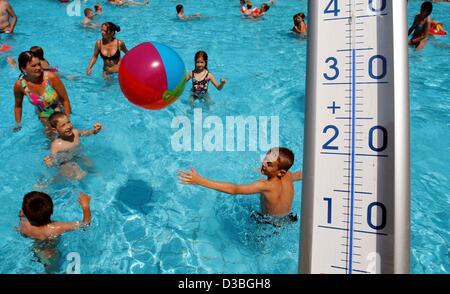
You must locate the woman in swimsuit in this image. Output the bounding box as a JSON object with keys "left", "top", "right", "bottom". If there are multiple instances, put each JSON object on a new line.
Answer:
{"left": 185, "top": 51, "right": 226, "bottom": 109}
{"left": 408, "top": 1, "right": 433, "bottom": 50}
{"left": 13, "top": 51, "right": 72, "bottom": 134}
{"left": 86, "top": 22, "right": 128, "bottom": 77}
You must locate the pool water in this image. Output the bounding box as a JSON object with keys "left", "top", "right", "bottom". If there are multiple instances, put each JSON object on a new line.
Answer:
{"left": 0, "top": 0, "right": 449, "bottom": 274}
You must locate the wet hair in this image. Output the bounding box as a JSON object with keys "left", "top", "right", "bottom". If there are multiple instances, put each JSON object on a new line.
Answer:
{"left": 94, "top": 3, "right": 102, "bottom": 11}
{"left": 18, "top": 51, "right": 38, "bottom": 74}
{"left": 102, "top": 22, "right": 121, "bottom": 35}
{"left": 84, "top": 8, "right": 93, "bottom": 16}
{"left": 22, "top": 191, "right": 53, "bottom": 226}
{"left": 194, "top": 51, "right": 208, "bottom": 69}
{"left": 261, "top": 4, "right": 270, "bottom": 12}
{"left": 29, "top": 46, "right": 45, "bottom": 60}
{"left": 421, "top": 2, "right": 433, "bottom": 17}
{"left": 268, "top": 147, "right": 295, "bottom": 171}
{"left": 48, "top": 111, "right": 67, "bottom": 128}
{"left": 176, "top": 4, "right": 183, "bottom": 13}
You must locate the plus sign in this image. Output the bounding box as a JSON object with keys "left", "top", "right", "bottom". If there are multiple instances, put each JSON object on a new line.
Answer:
{"left": 327, "top": 101, "right": 341, "bottom": 114}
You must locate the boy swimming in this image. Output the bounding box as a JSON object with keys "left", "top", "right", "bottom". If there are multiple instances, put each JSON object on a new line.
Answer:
{"left": 44, "top": 112, "right": 102, "bottom": 180}
{"left": 19, "top": 191, "right": 91, "bottom": 272}
{"left": 82, "top": 8, "right": 98, "bottom": 29}
{"left": 179, "top": 147, "right": 302, "bottom": 226}
{"left": 176, "top": 4, "right": 202, "bottom": 20}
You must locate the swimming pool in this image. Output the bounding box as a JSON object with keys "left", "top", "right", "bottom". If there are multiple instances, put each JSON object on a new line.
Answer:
{"left": 0, "top": 0, "right": 448, "bottom": 274}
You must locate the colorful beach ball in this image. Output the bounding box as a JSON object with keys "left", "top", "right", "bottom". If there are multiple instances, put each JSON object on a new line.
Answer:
{"left": 118, "top": 42, "right": 186, "bottom": 110}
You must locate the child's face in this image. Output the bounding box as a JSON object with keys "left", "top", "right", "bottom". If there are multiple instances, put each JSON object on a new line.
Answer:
{"left": 88, "top": 11, "right": 94, "bottom": 18}
{"left": 54, "top": 116, "right": 73, "bottom": 137}
{"left": 261, "top": 151, "right": 282, "bottom": 177}
{"left": 195, "top": 58, "right": 206, "bottom": 71}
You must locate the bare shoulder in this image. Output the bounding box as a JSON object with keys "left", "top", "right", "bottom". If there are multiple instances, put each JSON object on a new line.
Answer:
{"left": 13, "top": 79, "right": 23, "bottom": 91}
{"left": 51, "top": 138, "right": 64, "bottom": 152}
{"left": 285, "top": 172, "right": 294, "bottom": 180}
{"left": 46, "top": 71, "right": 60, "bottom": 83}
{"left": 18, "top": 222, "right": 31, "bottom": 236}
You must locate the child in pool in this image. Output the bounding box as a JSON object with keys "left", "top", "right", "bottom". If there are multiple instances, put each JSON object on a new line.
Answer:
{"left": 176, "top": 4, "right": 202, "bottom": 20}
{"left": 179, "top": 147, "right": 303, "bottom": 226}
{"left": 81, "top": 8, "right": 98, "bottom": 28}
{"left": 18, "top": 191, "right": 91, "bottom": 272}
{"left": 251, "top": 3, "right": 271, "bottom": 18}
{"left": 292, "top": 12, "right": 307, "bottom": 36}
{"left": 44, "top": 112, "right": 102, "bottom": 180}
{"left": 94, "top": 3, "right": 102, "bottom": 15}
{"left": 29, "top": 46, "right": 57, "bottom": 73}
{"left": 408, "top": 1, "right": 433, "bottom": 50}
{"left": 241, "top": 1, "right": 256, "bottom": 16}
{"left": 185, "top": 51, "right": 226, "bottom": 108}
{"left": 107, "top": 0, "right": 149, "bottom": 6}
{"left": 29, "top": 46, "right": 78, "bottom": 80}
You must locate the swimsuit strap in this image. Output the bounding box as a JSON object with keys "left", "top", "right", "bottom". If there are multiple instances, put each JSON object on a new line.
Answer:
{"left": 19, "top": 74, "right": 49, "bottom": 97}
{"left": 192, "top": 70, "right": 209, "bottom": 82}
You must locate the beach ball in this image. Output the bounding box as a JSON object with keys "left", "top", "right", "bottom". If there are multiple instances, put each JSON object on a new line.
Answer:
{"left": 118, "top": 42, "right": 186, "bottom": 110}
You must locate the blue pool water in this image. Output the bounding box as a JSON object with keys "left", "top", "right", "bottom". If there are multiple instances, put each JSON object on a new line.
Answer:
{"left": 0, "top": 0, "right": 449, "bottom": 274}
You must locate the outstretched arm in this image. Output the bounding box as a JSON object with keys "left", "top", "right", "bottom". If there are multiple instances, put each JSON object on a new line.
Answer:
{"left": 51, "top": 193, "right": 92, "bottom": 235}
{"left": 208, "top": 73, "right": 226, "bottom": 90}
{"left": 292, "top": 171, "right": 303, "bottom": 181}
{"left": 179, "top": 167, "right": 269, "bottom": 195}
{"left": 79, "top": 123, "right": 102, "bottom": 136}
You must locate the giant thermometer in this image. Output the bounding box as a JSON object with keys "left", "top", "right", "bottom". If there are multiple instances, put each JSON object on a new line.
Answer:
{"left": 300, "top": 0, "right": 410, "bottom": 274}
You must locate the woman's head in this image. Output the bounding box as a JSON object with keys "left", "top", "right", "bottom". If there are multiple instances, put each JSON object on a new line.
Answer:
{"left": 194, "top": 51, "right": 208, "bottom": 70}
{"left": 420, "top": 1, "right": 433, "bottom": 17}
{"left": 18, "top": 51, "right": 42, "bottom": 77}
{"left": 293, "top": 13, "right": 305, "bottom": 25}
{"left": 101, "top": 22, "right": 121, "bottom": 38}
{"left": 176, "top": 4, "right": 183, "bottom": 14}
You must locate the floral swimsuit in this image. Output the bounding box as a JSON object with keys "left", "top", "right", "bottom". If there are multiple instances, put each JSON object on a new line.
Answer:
{"left": 20, "top": 72, "right": 62, "bottom": 118}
